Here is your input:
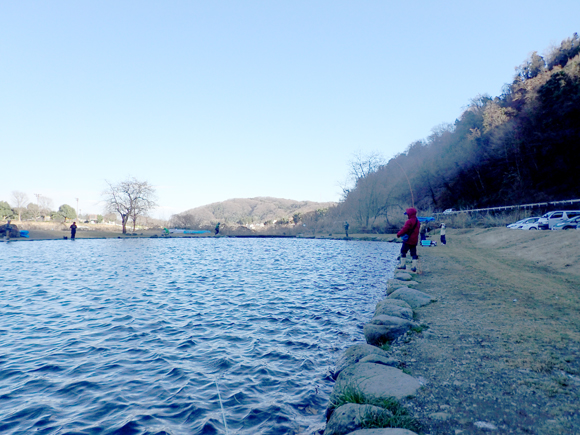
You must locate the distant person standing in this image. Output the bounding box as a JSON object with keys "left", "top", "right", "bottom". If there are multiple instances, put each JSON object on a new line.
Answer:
{"left": 440, "top": 223, "right": 446, "bottom": 245}
{"left": 70, "top": 222, "right": 77, "bottom": 240}
{"left": 420, "top": 223, "right": 427, "bottom": 242}
{"left": 344, "top": 221, "right": 349, "bottom": 238}
{"left": 4, "top": 220, "right": 12, "bottom": 241}
{"left": 396, "top": 208, "right": 420, "bottom": 272}
{"left": 215, "top": 222, "right": 220, "bottom": 236}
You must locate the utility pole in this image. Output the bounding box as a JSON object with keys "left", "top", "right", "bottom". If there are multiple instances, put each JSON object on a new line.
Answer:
{"left": 76, "top": 198, "right": 79, "bottom": 219}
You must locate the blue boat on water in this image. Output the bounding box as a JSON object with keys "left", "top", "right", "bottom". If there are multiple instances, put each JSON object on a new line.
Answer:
{"left": 168, "top": 229, "right": 211, "bottom": 234}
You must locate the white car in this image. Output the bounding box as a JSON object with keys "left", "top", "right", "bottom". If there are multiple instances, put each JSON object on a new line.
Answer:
{"left": 442, "top": 208, "right": 457, "bottom": 214}
{"left": 507, "top": 217, "right": 541, "bottom": 230}
{"left": 507, "top": 218, "right": 528, "bottom": 229}
{"left": 537, "top": 210, "right": 580, "bottom": 230}
{"left": 518, "top": 218, "right": 541, "bottom": 230}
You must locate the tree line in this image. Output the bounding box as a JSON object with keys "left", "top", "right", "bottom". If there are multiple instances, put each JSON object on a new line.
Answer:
{"left": 1, "top": 177, "right": 158, "bottom": 234}
{"left": 337, "top": 33, "right": 580, "bottom": 231}
{"left": 0, "top": 192, "right": 83, "bottom": 223}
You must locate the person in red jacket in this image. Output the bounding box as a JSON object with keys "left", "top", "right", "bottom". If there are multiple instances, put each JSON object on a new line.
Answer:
{"left": 396, "top": 207, "right": 421, "bottom": 272}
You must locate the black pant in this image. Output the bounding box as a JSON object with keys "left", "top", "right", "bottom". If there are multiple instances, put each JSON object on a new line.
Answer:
{"left": 400, "top": 243, "right": 418, "bottom": 259}
{"left": 71, "top": 230, "right": 76, "bottom": 239}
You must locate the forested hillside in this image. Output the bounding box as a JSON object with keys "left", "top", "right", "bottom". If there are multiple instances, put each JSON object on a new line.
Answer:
{"left": 340, "top": 34, "right": 580, "bottom": 229}
{"left": 170, "top": 197, "right": 335, "bottom": 227}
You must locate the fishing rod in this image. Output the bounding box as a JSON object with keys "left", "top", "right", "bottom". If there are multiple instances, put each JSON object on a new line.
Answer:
{"left": 393, "top": 160, "right": 415, "bottom": 208}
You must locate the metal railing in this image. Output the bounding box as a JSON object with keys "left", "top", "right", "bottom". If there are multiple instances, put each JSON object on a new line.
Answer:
{"left": 437, "top": 199, "right": 580, "bottom": 215}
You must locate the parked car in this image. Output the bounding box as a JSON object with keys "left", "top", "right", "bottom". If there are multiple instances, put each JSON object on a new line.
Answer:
{"left": 551, "top": 215, "right": 580, "bottom": 230}
{"left": 516, "top": 217, "right": 541, "bottom": 230}
{"left": 537, "top": 210, "right": 580, "bottom": 230}
{"left": 507, "top": 217, "right": 540, "bottom": 229}
{"left": 507, "top": 218, "right": 532, "bottom": 229}
{"left": 442, "top": 208, "right": 457, "bottom": 214}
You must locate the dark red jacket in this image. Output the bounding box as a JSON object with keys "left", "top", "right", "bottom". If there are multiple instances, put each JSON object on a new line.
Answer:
{"left": 397, "top": 208, "right": 420, "bottom": 246}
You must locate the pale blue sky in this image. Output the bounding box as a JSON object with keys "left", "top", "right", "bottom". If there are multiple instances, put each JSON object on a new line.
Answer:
{"left": 1, "top": 1, "right": 578, "bottom": 218}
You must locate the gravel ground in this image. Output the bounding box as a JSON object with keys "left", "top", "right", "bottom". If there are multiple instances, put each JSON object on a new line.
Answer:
{"left": 391, "top": 229, "right": 580, "bottom": 435}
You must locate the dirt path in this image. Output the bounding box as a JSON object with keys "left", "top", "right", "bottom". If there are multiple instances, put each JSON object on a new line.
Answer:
{"left": 393, "top": 228, "right": 580, "bottom": 434}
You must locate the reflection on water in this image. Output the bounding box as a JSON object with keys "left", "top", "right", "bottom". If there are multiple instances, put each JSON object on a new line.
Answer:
{"left": 0, "top": 238, "right": 397, "bottom": 434}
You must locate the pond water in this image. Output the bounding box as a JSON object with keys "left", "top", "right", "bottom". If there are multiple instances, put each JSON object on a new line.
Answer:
{"left": 0, "top": 238, "right": 398, "bottom": 435}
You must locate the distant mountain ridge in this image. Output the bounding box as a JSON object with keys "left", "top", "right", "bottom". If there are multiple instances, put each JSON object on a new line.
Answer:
{"left": 172, "top": 197, "right": 336, "bottom": 226}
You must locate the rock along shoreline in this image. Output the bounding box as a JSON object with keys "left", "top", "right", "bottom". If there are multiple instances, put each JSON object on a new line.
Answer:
{"left": 321, "top": 259, "right": 436, "bottom": 435}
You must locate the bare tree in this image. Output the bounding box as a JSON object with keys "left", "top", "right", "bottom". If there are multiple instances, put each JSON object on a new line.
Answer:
{"left": 340, "top": 151, "right": 385, "bottom": 200}
{"left": 103, "top": 178, "right": 157, "bottom": 234}
{"left": 343, "top": 172, "right": 394, "bottom": 229}
{"left": 338, "top": 177, "right": 353, "bottom": 201}
{"left": 38, "top": 196, "right": 54, "bottom": 219}
{"left": 129, "top": 206, "right": 143, "bottom": 232}
{"left": 129, "top": 196, "right": 156, "bottom": 232}
{"left": 103, "top": 212, "right": 118, "bottom": 223}
{"left": 349, "top": 150, "right": 385, "bottom": 181}
{"left": 170, "top": 213, "right": 202, "bottom": 229}
{"left": 11, "top": 191, "right": 29, "bottom": 221}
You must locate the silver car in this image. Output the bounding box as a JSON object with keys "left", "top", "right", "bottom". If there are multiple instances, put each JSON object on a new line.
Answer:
{"left": 551, "top": 216, "right": 580, "bottom": 230}
{"left": 507, "top": 217, "right": 540, "bottom": 230}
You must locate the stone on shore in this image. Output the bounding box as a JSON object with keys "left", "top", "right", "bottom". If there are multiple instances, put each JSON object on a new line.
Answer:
{"left": 375, "top": 298, "right": 412, "bottom": 310}
{"left": 324, "top": 403, "right": 392, "bottom": 435}
{"left": 345, "top": 429, "right": 419, "bottom": 435}
{"left": 388, "top": 288, "right": 436, "bottom": 309}
{"left": 374, "top": 303, "right": 413, "bottom": 320}
{"left": 363, "top": 324, "right": 391, "bottom": 346}
{"left": 387, "top": 279, "right": 418, "bottom": 289}
{"left": 329, "top": 363, "right": 421, "bottom": 408}
{"left": 394, "top": 272, "right": 413, "bottom": 281}
{"left": 386, "top": 279, "right": 419, "bottom": 295}
{"left": 334, "top": 344, "right": 390, "bottom": 379}
{"left": 364, "top": 316, "right": 416, "bottom": 345}
{"left": 358, "top": 354, "right": 399, "bottom": 367}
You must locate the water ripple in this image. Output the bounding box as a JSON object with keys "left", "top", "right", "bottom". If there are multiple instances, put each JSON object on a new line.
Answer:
{"left": 0, "top": 238, "right": 397, "bottom": 434}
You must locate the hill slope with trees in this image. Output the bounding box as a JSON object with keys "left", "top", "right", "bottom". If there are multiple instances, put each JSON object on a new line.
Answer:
{"left": 171, "top": 197, "right": 336, "bottom": 228}
{"left": 339, "top": 33, "right": 580, "bottom": 230}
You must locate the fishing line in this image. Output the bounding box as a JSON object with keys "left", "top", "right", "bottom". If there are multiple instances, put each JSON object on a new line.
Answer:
{"left": 215, "top": 378, "right": 229, "bottom": 435}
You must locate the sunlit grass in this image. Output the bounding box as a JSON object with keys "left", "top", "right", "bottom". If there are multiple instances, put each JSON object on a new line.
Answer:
{"left": 329, "top": 385, "right": 420, "bottom": 432}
